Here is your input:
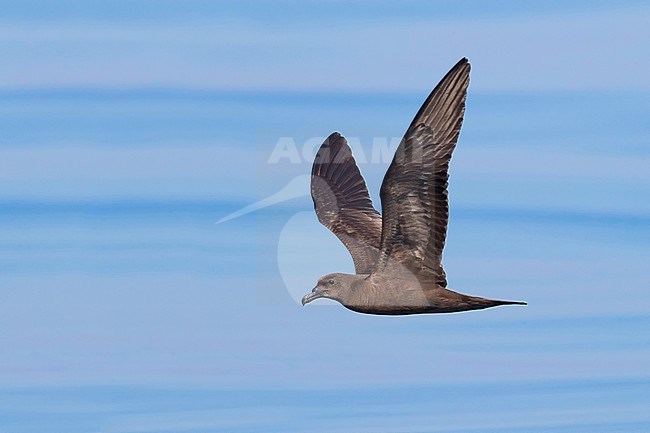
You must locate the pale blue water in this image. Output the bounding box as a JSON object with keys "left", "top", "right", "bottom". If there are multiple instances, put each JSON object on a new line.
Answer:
{"left": 0, "top": 87, "right": 648, "bottom": 432}
{"left": 1, "top": 379, "right": 649, "bottom": 433}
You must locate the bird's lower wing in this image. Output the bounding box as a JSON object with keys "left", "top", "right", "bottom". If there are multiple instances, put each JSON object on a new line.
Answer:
{"left": 311, "top": 132, "right": 382, "bottom": 274}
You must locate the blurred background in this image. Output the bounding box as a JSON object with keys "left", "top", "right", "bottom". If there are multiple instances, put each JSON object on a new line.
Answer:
{"left": 0, "top": 1, "right": 649, "bottom": 432}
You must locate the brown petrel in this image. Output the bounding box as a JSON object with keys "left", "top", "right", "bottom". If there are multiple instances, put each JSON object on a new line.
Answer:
{"left": 301, "top": 58, "right": 526, "bottom": 315}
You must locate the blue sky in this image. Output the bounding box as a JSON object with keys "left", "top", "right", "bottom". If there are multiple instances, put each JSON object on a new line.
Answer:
{"left": 0, "top": 1, "right": 649, "bottom": 432}
{"left": 1, "top": 0, "right": 649, "bottom": 91}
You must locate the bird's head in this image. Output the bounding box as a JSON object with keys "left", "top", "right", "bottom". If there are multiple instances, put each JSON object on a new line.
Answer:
{"left": 302, "top": 273, "right": 353, "bottom": 306}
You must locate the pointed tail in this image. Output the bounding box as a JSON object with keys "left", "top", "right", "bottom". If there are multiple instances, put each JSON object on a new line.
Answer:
{"left": 464, "top": 295, "right": 527, "bottom": 311}
{"left": 494, "top": 299, "right": 527, "bottom": 306}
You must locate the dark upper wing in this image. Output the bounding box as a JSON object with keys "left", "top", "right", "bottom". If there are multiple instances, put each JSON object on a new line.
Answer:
{"left": 311, "top": 132, "right": 382, "bottom": 274}
{"left": 372, "top": 58, "right": 471, "bottom": 286}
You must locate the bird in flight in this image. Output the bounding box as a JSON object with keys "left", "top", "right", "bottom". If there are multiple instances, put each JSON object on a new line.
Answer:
{"left": 302, "top": 58, "right": 526, "bottom": 315}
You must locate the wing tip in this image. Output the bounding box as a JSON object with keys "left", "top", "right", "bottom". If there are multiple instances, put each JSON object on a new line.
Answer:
{"left": 454, "top": 57, "right": 471, "bottom": 74}
{"left": 324, "top": 131, "right": 345, "bottom": 146}
{"left": 311, "top": 131, "right": 353, "bottom": 178}
{"left": 323, "top": 131, "right": 346, "bottom": 149}
{"left": 314, "top": 131, "right": 348, "bottom": 160}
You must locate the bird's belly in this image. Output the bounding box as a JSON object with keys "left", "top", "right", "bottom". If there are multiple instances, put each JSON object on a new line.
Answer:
{"left": 344, "top": 282, "right": 436, "bottom": 315}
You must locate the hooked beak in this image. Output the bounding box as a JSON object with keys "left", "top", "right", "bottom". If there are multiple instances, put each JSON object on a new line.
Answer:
{"left": 301, "top": 287, "right": 323, "bottom": 306}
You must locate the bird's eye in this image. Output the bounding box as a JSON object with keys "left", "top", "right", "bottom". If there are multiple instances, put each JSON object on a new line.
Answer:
{"left": 327, "top": 279, "right": 335, "bottom": 285}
